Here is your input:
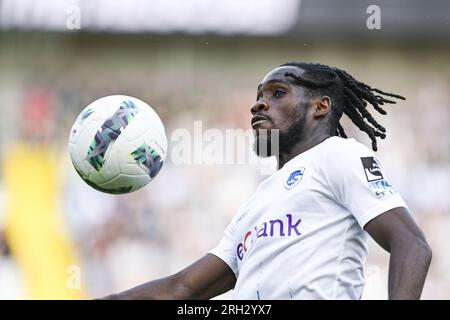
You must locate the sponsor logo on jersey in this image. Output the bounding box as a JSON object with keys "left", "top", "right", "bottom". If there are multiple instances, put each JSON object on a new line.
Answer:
{"left": 284, "top": 168, "right": 305, "bottom": 190}
{"left": 360, "top": 157, "right": 383, "bottom": 182}
{"left": 360, "top": 157, "right": 397, "bottom": 198}
{"left": 368, "top": 179, "right": 397, "bottom": 198}
{"left": 236, "top": 213, "right": 302, "bottom": 261}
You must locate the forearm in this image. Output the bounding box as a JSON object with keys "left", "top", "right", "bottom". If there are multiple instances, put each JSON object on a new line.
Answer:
{"left": 104, "top": 274, "right": 190, "bottom": 300}
{"left": 388, "top": 238, "right": 432, "bottom": 300}
{"left": 101, "top": 254, "right": 236, "bottom": 300}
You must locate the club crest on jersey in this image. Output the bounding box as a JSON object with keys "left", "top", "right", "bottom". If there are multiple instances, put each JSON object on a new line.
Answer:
{"left": 284, "top": 168, "right": 305, "bottom": 190}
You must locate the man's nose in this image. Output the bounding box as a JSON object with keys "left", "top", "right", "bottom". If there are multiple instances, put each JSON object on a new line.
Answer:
{"left": 251, "top": 99, "right": 269, "bottom": 115}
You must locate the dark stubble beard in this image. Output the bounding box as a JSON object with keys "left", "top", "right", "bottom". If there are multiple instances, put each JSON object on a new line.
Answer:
{"left": 254, "top": 105, "right": 307, "bottom": 158}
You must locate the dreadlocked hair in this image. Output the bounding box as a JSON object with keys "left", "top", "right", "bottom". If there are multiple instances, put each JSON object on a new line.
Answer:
{"left": 281, "top": 62, "right": 405, "bottom": 151}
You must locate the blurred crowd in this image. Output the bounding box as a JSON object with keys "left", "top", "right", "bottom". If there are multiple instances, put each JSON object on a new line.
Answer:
{"left": 0, "top": 33, "right": 449, "bottom": 299}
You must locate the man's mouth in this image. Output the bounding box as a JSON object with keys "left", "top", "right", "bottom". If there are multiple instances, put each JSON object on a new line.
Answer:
{"left": 251, "top": 115, "right": 271, "bottom": 129}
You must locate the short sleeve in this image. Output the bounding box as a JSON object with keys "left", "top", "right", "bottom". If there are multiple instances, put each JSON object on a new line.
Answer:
{"left": 209, "top": 218, "right": 239, "bottom": 276}
{"left": 323, "top": 138, "right": 408, "bottom": 229}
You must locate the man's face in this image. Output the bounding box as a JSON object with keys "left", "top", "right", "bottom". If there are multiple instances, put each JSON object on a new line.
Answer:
{"left": 251, "top": 66, "right": 312, "bottom": 157}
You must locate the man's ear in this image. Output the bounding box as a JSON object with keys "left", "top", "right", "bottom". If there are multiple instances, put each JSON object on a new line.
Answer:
{"left": 313, "top": 96, "right": 331, "bottom": 119}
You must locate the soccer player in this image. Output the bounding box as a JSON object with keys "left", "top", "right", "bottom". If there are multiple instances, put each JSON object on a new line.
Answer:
{"left": 104, "top": 62, "right": 432, "bottom": 300}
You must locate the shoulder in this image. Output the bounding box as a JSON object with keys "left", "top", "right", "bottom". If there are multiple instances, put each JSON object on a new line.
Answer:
{"left": 322, "top": 137, "right": 374, "bottom": 163}
{"left": 319, "top": 137, "right": 378, "bottom": 180}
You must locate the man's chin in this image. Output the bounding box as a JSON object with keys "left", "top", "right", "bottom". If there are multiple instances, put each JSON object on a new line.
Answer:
{"left": 253, "top": 137, "right": 278, "bottom": 158}
{"left": 252, "top": 128, "right": 280, "bottom": 158}
{"left": 253, "top": 127, "right": 273, "bottom": 135}
{"left": 254, "top": 147, "right": 272, "bottom": 158}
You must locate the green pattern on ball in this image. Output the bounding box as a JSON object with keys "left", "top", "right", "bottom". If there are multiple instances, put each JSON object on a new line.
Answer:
{"left": 86, "top": 100, "right": 138, "bottom": 171}
{"left": 131, "top": 143, "right": 163, "bottom": 178}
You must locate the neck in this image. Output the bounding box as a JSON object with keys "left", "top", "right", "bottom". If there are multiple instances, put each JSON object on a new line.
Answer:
{"left": 277, "top": 132, "right": 331, "bottom": 169}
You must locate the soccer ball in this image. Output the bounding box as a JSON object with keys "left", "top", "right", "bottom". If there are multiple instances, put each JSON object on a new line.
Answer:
{"left": 68, "top": 95, "right": 167, "bottom": 194}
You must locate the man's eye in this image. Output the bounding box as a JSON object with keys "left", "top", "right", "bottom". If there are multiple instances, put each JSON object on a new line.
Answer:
{"left": 274, "top": 89, "right": 285, "bottom": 97}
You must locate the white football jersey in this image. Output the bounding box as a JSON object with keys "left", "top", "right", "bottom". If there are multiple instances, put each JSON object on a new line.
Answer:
{"left": 210, "top": 136, "right": 407, "bottom": 300}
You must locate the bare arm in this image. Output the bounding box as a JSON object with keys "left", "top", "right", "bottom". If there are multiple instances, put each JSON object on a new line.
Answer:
{"left": 364, "top": 207, "right": 432, "bottom": 300}
{"left": 102, "top": 253, "right": 236, "bottom": 300}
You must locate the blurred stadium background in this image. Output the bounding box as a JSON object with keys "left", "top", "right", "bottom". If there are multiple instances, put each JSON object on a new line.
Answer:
{"left": 0, "top": 0, "right": 449, "bottom": 299}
